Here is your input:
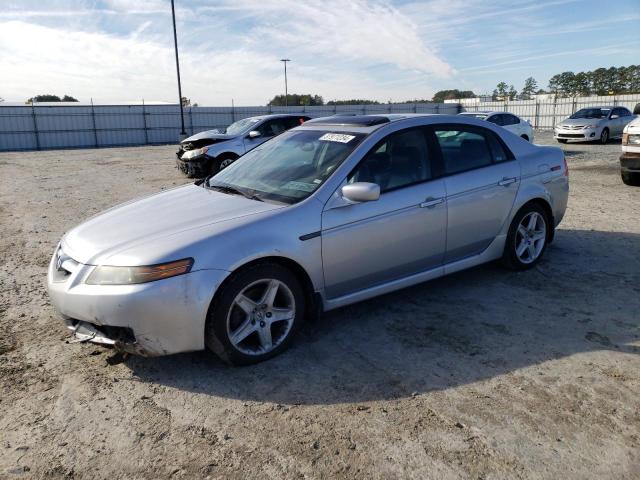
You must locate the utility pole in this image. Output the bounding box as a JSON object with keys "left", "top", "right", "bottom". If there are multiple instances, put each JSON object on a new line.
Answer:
{"left": 280, "top": 59, "right": 290, "bottom": 107}
{"left": 171, "top": 0, "right": 186, "bottom": 136}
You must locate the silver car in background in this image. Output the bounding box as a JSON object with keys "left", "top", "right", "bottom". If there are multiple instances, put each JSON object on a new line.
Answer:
{"left": 459, "top": 111, "right": 534, "bottom": 142}
{"left": 554, "top": 106, "right": 634, "bottom": 144}
{"left": 48, "top": 114, "right": 569, "bottom": 365}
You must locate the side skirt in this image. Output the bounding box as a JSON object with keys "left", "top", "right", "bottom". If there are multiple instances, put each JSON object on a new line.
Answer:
{"left": 322, "top": 234, "right": 507, "bottom": 312}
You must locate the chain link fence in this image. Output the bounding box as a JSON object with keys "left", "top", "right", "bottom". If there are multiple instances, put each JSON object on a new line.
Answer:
{"left": 1, "top": 94, "right": 639, "bottom": 152}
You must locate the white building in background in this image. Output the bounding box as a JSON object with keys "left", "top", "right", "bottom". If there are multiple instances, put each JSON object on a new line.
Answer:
{"left": 444, "top": 95, "right": 493, "bottom": 104}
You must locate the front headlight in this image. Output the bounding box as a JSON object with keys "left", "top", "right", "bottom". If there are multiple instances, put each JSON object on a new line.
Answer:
{"left": 85, "top": 258, "right": 193, "bottom": 285}
{"left": 182, "top": 146, "right": 209, "bottom": 160}
{"left": 583, "top": 124, "right": 598, "bottom": 129}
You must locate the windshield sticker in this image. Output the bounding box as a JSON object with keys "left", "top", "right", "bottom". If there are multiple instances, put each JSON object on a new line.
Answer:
{"left": 319, "top": 133, "right": 355, "bottom": 143}
{"left": 283, "top": 181, "right": 316, "bottom": 192}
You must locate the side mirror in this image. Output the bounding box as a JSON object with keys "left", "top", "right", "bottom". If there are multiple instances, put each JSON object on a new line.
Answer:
{"left": 248, "top": 130, "right": 261, "bottom": 139}
{"left": 341, "top": 182, "right": 380, "bottom": 203}
{"left": 610, "top": 114, "right": 619, "bottom": 119}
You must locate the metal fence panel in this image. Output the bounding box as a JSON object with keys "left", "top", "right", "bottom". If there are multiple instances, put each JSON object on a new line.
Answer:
{"left": 461, "top": 94, "right": 640, "bottom": 130}
{"left": 1, "top": 95, "right": 639, "bottom": 152}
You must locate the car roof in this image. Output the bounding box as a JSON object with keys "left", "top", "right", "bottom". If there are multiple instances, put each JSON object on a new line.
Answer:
{"left": 298, "top": 113, "right": 512, "bottom": 135}
{"left": 247, "top": 113, "right": 311, "bottom": 121}
{"left": 459, "top": 111, "right": 508, "bottom": 116}
{"left": 576, "top": 106, "right": 615, "bottom": 109}
{"left": 299, "top": 113, "right": 441, "bottom": 133}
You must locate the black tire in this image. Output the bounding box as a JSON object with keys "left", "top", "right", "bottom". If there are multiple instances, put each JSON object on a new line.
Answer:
{"left": 557, "top": 139, "right": 568, "bottom": 144}
{"left": 205, "top": 263, "right": 305, "bottom": 365}
{"left": 621, "top": 171, "right": 640, "bottom": 186}
{"left": 211, "top": 154, "right": 238, "bottom": 175}
{"left": 501, "top": 203, "right": 550, "bottom": 271}
{"left": 599, "top": 128, "right": 609, "bottom": 145}
{"left": 521, "top": 134, "right": 529, "bottom": 142}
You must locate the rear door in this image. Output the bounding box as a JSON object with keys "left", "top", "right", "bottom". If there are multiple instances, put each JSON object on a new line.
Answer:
{"left": 431, "top": 124, "right": 520, "bottom": 263}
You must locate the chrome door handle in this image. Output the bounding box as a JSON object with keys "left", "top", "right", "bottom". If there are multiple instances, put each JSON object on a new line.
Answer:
{"left": 498, "top": 177, "right": 517, "bottom": 187}
{"left": 420, "top": 197, "right": 444, "bottom": 208}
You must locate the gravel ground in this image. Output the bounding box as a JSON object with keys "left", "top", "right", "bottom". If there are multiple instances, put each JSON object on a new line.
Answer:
{"left": 0, "top": 132, "right": 639, "bottom": 479}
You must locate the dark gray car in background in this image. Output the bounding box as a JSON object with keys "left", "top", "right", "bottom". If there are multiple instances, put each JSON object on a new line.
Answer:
{"left": 176, "top": 114, "right": 310, "bottom": 177}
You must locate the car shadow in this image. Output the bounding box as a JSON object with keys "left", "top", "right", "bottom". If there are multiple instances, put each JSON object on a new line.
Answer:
{"left": 126, "top": 229, "right": 640, "bottom": 405}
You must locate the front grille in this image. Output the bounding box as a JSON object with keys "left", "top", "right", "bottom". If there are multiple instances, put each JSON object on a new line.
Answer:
{"left": 182, "top": 143, "right": 194, "bottom": 151}
{"left": 558, "top": 133, "right": 585, "bottom": 138}
{"left": 563, "top": 125, "right": 585, "bottom": 130}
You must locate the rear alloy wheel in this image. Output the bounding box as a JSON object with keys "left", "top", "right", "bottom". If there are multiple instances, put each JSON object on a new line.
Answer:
{"left": 599, "top": 128, "right": 609, "bottom": 144}
{"left": 205, "top": 263, "right": 305, "bottom": 365}
{"left": 621, "top": 171, "right": 640, "bottom": 186}
{"left": 501, "top": 204, "right": 549, "bottom": 270}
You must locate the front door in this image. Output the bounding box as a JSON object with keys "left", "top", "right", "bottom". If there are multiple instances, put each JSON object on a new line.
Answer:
{"left": 321, "top": 127, "right": 447, "bottom": 299}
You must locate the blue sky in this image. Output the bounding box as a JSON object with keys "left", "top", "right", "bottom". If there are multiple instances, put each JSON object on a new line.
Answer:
{"left": 1, "top": 0, "right": 639, "bottom": 105}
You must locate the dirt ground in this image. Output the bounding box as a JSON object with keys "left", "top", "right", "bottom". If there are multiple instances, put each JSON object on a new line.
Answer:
{"left": 0, "top": 131, "right": 639, "bottom": 479}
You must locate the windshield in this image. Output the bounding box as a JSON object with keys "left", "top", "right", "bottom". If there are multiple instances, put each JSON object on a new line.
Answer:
{"left": 208, "top": 129, "right": 365, "bottom": 204}
{"left": 225, "top": 117, "right": 261, "bottom": 135}
{"left": 570, "top": 108, "right": 610, "bottom": 119}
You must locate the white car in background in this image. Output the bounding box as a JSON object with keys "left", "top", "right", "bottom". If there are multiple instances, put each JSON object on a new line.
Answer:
{"left": 554, "top": 106, "right": 634, "bottom": 144}
{"left": 459, "top": 111, "right": 534, "bottom": 142}
{"left": 620, "top": 113, "right": 640, "bottom": 186}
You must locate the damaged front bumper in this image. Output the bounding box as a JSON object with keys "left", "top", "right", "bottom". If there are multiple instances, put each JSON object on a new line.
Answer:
{"left": 176, "top": 148, "right": 213, "bottom": 178}
{"left": 65, "top": 318, "right": 146, "bottom": 355}
{"left": 47, "top": 244, "right": 229, "bottom": 356}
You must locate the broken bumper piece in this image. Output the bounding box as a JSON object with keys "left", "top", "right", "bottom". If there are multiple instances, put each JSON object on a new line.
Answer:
{"left": 65, "top": 319, "right": 147, "bottom": 355}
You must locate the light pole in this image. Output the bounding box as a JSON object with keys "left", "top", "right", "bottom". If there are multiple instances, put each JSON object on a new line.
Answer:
{"left": 280, "top": 59, "right": 290, "bottom": 107}
{"left": 171, "top": 0, "right": 186, "bottom": 136}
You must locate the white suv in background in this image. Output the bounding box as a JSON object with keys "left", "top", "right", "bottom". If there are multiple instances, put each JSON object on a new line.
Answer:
{"left": 459, "top": 111, "right": 534, "bottom": 142}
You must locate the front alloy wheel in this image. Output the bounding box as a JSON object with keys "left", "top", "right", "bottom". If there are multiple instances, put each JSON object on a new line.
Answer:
{"left": 227, "top": 279, "right": 295, "bottom": 356}
{"left": 600, "top": 128, "right": 609, "bottom": 144}
{"left": 205, "top": 263, "right": 305, "bottom": 365}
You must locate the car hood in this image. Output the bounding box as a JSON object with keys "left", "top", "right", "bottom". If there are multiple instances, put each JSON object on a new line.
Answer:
{"left": 625, "top": 116, "right": 640, "bottom": 132}
{"left": 560, "top": 118, "right": 604, "bottom": 126}
{"left": 62, "top": 184, "right": 284, "bottom": 266}
{"left": 181, "top": 130, "right": 235, "bottom": 143}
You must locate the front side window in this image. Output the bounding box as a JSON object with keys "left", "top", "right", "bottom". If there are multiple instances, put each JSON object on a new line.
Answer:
{"left": 209, "top": 129, "right": 364, "bottom": 204}
{"left": 347, "top": 128, "right": 431, "bottom": 192}
{"left": 433, "top": 125, "right": 508, "bottom": 175}
{"left": 258, "top": 119, "right": 290, "bottom": 137}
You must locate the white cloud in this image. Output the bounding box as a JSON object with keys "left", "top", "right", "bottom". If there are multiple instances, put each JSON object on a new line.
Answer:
{"left": 0, "top": 0, "right": 450, "bottom": 104}
{"left": 218, "top": 0, "right": 453, "bottom": 78}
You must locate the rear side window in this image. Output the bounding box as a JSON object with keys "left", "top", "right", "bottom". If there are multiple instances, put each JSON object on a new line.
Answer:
{"left": 504, "top": 114, "right": 520, "bottom": 125}
{"left": 433, "top": 125, "right": 511, "bottom": 175}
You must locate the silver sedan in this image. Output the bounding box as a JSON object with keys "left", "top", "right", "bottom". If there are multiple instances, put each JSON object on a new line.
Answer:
{"left": 47, "top": 114, "right": 569, "bottom": 364}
